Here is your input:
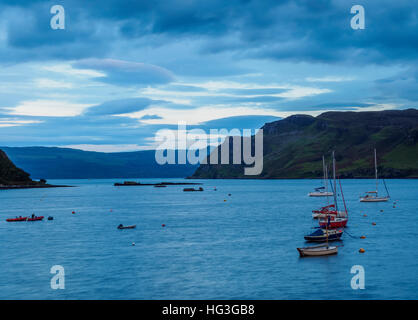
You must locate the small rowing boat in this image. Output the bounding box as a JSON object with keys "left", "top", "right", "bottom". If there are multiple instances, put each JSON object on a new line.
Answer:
{"left": 27, "top": 216, "right": 44, "bottom": 221}
{"left": 117, "top": 224, "right": 136, "bottom": 230}
{"left": 297, "top": 244, "right": 338, "bottom": 257}
{"left": 6, "top": 216, "right": 28, "bottom": 222}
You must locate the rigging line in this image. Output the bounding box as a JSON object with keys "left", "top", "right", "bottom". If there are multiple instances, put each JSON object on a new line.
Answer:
{"left": 338, "top": 176, "right": 348, "bottom": 216}
{"left": 383, "top": 179, "right": 390, "bottom": 198}
{"left": 344, "top": 229, "right": 360, "bottom": 239}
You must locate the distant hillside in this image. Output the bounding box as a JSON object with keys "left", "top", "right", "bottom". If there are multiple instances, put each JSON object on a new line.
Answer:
{"left": 191, "top": 109, "right": 418, "bottom": 179}
{"left": 0, "top": 149, "right": 33, "bottom": 185}
{"left": 1, "top": 147, "right": 198, "bottom": 179}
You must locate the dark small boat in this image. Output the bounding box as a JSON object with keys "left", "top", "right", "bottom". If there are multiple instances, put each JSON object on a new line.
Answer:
{"left": 304, "top": 228, "right": 343, "bottom": 242}
{"left": 117, "top": 224, "right": 136, "bottom": 230}
{"left": 154, "top": 185, "right": 167, "bottom": 188}
{"left": 6, "top": 216, "right": 28, "bottom": 222}
{"left": 47, "top": 216, "right": 54, "bottom": 221}
{"left": 183, "top": 187, "right": 204, "bottom": 192}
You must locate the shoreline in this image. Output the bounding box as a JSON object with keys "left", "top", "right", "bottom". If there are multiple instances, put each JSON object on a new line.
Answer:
{"left": 0, "top": 184, "right": 74, "bottom": 190}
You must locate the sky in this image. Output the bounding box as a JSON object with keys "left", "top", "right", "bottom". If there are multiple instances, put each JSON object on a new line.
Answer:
{"left": 0, "top": 0, "right": 417, "bottom": 152}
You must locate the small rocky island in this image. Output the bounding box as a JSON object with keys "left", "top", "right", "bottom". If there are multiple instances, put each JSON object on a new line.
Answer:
{"left": 0, "top": 149, "right": 70, "bottom": 190}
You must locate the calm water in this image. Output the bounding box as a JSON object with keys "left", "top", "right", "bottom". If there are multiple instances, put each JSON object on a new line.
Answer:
{"left": 0, "top": 179, "right": 417, "bottom": 300}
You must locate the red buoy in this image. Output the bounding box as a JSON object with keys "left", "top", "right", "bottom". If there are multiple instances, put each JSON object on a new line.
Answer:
{"left": 162, "top": 224, "right": 166, "bottom": 227}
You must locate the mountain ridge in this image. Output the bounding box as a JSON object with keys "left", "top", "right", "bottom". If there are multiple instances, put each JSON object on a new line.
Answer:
{"left": 1, "top": 147, "right": 198, "bottom": 179}
{"left": 191, "top": 109, "right": 418, "bottom": 179}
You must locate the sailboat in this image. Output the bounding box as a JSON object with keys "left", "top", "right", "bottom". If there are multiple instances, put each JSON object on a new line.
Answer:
{"left": 318, "top": 151, "right": 348, "bottom": 228}
{"left": 304, "top": 228, "right": 343, "bottom": 242}
{"left": 298, "top": 210, "right": 339, "bottom": 256}
{"left": 360, "top": 149, "right": 390, "bottom": 202}
{"left": 298, "top": 152, "right": 340, "bottom": 257}
{"left": 308, "top": 156, "right": 334, "bottom": 197}
{"left": 298, "top": 213, "right": 338, "bottom": 256}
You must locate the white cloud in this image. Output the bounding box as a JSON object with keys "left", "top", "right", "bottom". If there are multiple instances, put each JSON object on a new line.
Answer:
{"left": 140, "top": 81, "right": 331, "bottom": 103}
{"left": 305, "top": 76, "right": 355, "bottom": 82}
{"left": 10, "top": 100, "right": 90, "bottom": 117}
{"left": 34, "top": 78, "right": 74, "bottom": 89}
{"left": 42, "top": 64, "right": 106, "bottom": 78}
{"left": 0, "top": 119, "right": 42, "bottom": 127}
{"left": 119, "top": 105, "right": 284, "bottom": 125}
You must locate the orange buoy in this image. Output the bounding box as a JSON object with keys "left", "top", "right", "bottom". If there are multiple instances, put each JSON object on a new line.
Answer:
{"left": 363, "top": 214, "right": 367, "bottom": 217}
{"left": 359, "top": 248, "right": 365, "bottom": 253}
{"left": 360, "top": 236, "right": 366, "bottom": 239}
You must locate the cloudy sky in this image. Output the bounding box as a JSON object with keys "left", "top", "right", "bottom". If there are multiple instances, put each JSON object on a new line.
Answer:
{"left": 0, "top": 0, "right": 417, "bottom": 152}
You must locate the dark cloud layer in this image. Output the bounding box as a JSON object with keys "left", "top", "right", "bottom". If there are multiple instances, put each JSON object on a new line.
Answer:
{"left": 1, "top": 0, "right": 416, "bottom": 65}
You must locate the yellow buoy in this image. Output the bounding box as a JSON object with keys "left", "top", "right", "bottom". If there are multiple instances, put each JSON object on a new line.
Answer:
{"left": 359, "top": 248, "right": 365, "bottom": 253}
{"left": 360, "top": 236, "right": 366, "bottom": 239}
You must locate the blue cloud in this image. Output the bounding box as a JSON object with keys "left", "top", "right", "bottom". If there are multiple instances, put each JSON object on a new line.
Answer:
{"left": 84, "top": 98, "right": 156, "bottom": 116}
{"left": 72, "top": 59, "right": 175, "bottom": 86}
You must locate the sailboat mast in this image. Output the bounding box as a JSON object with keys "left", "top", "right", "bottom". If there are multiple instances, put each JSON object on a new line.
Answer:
{"left": 322, "top": 155, "right": 326, "bottom": 188}
{"left": 332, "top": 151, "right": 338, "bottom": 211}
{"left": 374, "top": 148, "right": 378, "bottom": 195}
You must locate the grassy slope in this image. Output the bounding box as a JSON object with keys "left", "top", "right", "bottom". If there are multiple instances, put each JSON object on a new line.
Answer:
{"left": 191, "top": 109, "right": 418, "bottom": 179}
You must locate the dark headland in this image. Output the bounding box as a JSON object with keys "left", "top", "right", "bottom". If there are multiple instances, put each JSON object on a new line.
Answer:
{"left": 0, "top": 149, "right": 71, "bottom": 189}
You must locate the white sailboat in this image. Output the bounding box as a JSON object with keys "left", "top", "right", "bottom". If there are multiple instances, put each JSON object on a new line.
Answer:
{"left": 360, "top": 149, "right": 390, "bottom": 202}
{"left": 312, "top": 155, "right": 347, "bottom": 219}
{"left": 308, "top": 156, "right": 334, "bottom": 197}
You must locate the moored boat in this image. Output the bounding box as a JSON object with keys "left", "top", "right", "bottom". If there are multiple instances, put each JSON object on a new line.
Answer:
{"left": 319, "top": 217, "right": 348, "bottom": 228}
{"left": 117, "top": 224, "right": 136, "bottom": 230}
{"left": 308, "top": 156, "right": 334, "bottom": 197}
{"left": 304, "top": 228, "right": 343, "bottom": 242}
{"left": 297, "top": 244, "right": 338, "bottom": 257}
{"left": 6, "top": 216, "right": 28, "bottom": 222}
{"left": 27, "top": 216, "right": 44, "bottom": 221}
{"left": 360, "top": 149, "right": 390, "bottom": 202}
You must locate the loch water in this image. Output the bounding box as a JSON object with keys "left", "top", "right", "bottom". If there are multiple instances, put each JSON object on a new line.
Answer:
{"left": 0, "top": 179, "right": 417, "bottom": 299}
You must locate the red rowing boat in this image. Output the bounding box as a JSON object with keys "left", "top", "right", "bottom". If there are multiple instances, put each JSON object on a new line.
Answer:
{"left": 27, "top": 216, "right": 44, "bottom": 221}
{"left": 6, "top": 217, "right": 28, "bottom": 222}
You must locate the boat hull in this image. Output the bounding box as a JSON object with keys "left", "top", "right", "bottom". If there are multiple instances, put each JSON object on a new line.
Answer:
{"left": 117, "top": 225, "right": 136, "bottom": 229}
{"left": 304, "top": 229, "right": 343, "bottom": 242}
{"left": 360, "top": 197, "right": 389, "bottom": 202}
{"left": 27, "top": 216, "right": 44, "bottom": 221}
{"left": 308, "top": 192, "right": 334, "bottom": 197}
{"left": 319, "top": 218, "right": 348, "bottom": 228}
{"left": 6, "top": 217, "right": 28, "bottom": 222}
{"left": 312, "top": 210, "right": 347, "bottom": 219}
{"left": 297, "top": 245, "right": 338, "bottom": 257}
